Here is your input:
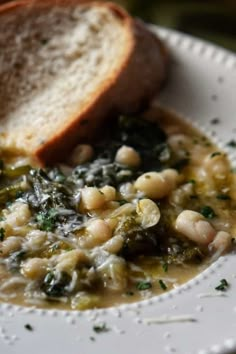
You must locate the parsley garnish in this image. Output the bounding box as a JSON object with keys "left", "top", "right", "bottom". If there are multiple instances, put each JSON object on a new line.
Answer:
{"left": 227, "top": 140, "right": 236, "bottom": 148}
{"left": 159, "top": 279, "right": 167, "bottom": 291}
{"left": 211, "top": 118, "right": 220, "bottom": 124}
{"left": 162, "top": 263, "right": 168, "bottom": 273}
{"left": 210, "top": 152, "right": 221, "bottom": 158}
{"left": 36, "top": 208, "right": 58, "bottom": 232}
{"left": 24, "top": 324, "right": 33, "bottom": 331}
{"left": 0, "top": 227, "right": 5, "bottom": 241}
{"left": 93, "top": 323, "right": 110, "bottom": 334}
{"left": 200, "top": 206, "right": 217, "bottom": 219}
{"left": 188, "top": 179, "right": 196, "bottom": 185}
{"left": 136, "top": 281, "right": 152, "bottom": 291}
{"left": 215, "top": 279, "right": 229, "bottom": 291}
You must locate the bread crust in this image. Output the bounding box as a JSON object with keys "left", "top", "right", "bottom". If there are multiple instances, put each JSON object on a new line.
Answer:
{"left": 0, "top": 0, "right": 168, "bottom": 165}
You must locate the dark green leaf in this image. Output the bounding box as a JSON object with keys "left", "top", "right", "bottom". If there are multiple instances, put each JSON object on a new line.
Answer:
{"left": 136, "top": 281, "right": 152, "bottom": 291}
{"left": 159, "top": 279, "right": 167, "bottom": 290}
{"left": 227, "top": 140, "right": 236, "bottom": 148}
{"left": 93, "top": 323, "right": 110, "bottom": 334}
{"left": 200, "top": 206, "right": 217, "bottom": 219}
{"left": 215, "top": 279, "right": 229, "bottom": 291}
{"left": 0, "top": 227, "right": 5, "bottom": 241}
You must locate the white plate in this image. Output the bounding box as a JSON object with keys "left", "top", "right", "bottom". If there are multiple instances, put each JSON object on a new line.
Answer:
{"left": 1, "top": 27, "right": 236, "bottom": 354}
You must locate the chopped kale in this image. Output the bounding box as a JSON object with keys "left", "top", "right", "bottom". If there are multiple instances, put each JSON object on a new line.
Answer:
{"left": 210, "top": 152, "right": 221, "bottom": 158}
{"left": 41, "top": 271, "right": 71, "bottom": 297}
{"left": 8, "top": 250, "right": 26, "bottom": 271}
{"left": 200, "top": 206, "right": 217, "bottom": 219}
{"left": 36, "top": 208, "right": 58, "bottom": 232}
{"left": 0, "top": 227, "right": 5, "bottom": 241}
{"left": 159, "top": 279, "right": 167, "bottom": 291}
{"left": 227, "top": 140, "right": 236, "bottom": 148}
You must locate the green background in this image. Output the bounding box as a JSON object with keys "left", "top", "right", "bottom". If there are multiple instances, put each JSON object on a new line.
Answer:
{"left": 0, "top": 0, "right": 235, "bottom": 51}
{"left": 116, "top": 0, "right": 236, "bottom": 53}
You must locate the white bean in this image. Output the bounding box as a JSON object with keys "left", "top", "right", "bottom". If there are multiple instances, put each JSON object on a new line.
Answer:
{"left": 69, "top": 144, "right": 94, "bottom": 166}
{"left": 56, "top": 250, "right": 87, "bottom": 274}
{"left": 136, "top": 199, "right": 160, "bottom": 228}
{"left": 102, "top": 235, "right": 124, "bottom": 254}
{"left": 86, "top": 219, "right": 112, "bottom": 245}
{"left": 134, "top": 169, "right": 178, "bottom": 199}
{"left": 209, "top": 231, "right": 232, "bottom": 254}
{"left": 115, "top": 145, "right": 141, "bottom": 167}
{"left": 204, "top": 153, "right": 230, "bottom": 179}
{"left": 175, "top": 210, "right": 216, "bottom": 245}
{"left": 25, "top": 230, "right": 47, "bottom": 251}
{"left": 0, "top": 236, "right": 23, "bottom": 256}
{"left": 81, "top": 187, "right": 105, "bottom": 210}
{"left": 100, "top": 185, "right": 116, "bottom": 202}
{"left": 22, "top": 258, "right": 48, "bottom": 280}
{"left": 6, "top": 202, "right": 31, "bottom": 228}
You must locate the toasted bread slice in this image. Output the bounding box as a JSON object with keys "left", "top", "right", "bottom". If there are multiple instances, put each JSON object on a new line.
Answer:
{"left": 0, "top": 0, "right": 168, "bottom": 165}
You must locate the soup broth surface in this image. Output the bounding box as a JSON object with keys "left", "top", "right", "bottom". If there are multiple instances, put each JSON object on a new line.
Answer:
{"left": 0, "top": 107, "right": 235, "bottom": 310}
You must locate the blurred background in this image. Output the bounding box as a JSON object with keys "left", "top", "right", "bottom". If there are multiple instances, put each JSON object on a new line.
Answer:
{"left": 116, "top": 0, "right": 236, "bottom": 52}
{"left": 0, "top": 0, "right": 236, "bottom": 52}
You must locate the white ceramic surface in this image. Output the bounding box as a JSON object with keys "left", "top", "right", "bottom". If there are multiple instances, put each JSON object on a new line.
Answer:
{"left": 1, "top": 27, "right": 236, "bottom": 354}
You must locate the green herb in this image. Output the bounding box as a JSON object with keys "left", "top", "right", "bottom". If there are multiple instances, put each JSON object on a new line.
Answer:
{"left": 227, "top": 140, "right": 236, "bottom": 148}
{"left": 0, "top": 227, "right": 5, "bottom": 241}
{"left": 126, "top": 291, "right": 134, "bottom": 296}
{"left": 136, "top": 281, "right": 152, "bottom": 291}
{"left": 162, "top": 263, "right": 168, "bottom": 273}
{"left": 24, "top": 324, "right": 33, "bottom": 331}
{"left": 215, "top": 279, "right": 229, "bottom": 291}
{"left": 93, "top": 323, "right": 110, "bottom": 334}
{"left": 188, "top": 179, "right": 196, "bottom": 185}
{"left": 36, "top": 208, "right": 58, "bottom": 232}
{"left": 211, "top": 118, "right": 220, "bottom": 125}
{"left": 159, "top": 279, "right": 167, "bottom": 291}
{"left": 200, "top": 206, "right": 217, "bottom": 219}
{"left": 216, "top": 194, "right": 231, "bottom": 201}
{"left": 210, "top": 152, "right": 221, "bottom": 158}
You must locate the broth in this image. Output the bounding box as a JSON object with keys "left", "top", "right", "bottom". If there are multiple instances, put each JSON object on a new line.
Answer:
{"left": 0, "top": 107, "right": 235, "bottom": 310}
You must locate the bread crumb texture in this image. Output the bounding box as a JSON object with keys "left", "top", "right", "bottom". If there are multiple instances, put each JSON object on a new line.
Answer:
{"left": 0, "top": 4, "right": 126, "bottom": 153}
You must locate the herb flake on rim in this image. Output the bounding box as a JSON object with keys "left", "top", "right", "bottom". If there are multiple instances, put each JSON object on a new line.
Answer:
{"left": 93, "top": 323, "right": 110, "bottom": 334}
{"left": 215, "top": 279, "right": 229, "bottom": 291}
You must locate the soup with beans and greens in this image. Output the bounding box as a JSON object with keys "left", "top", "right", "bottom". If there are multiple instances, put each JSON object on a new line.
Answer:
{"left": 0, "top": 108, "right": 235, "bottom": 310}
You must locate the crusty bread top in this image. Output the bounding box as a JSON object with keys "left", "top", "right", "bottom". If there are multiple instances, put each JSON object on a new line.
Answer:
{"left": 0, "top": 0, "right": 168, "bottom": 165}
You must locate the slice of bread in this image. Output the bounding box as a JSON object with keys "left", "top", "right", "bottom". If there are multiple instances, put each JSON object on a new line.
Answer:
{"left": 0, "top": 0, "right": 168, "bottom": 165}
